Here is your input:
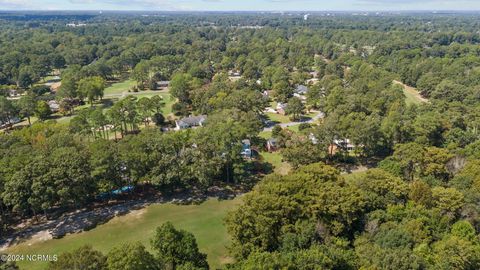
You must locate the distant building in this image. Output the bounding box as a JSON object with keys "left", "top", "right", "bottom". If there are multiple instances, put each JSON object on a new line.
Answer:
{"left": 293, "top": 93, "right": 307, "bottom": 101}
{"left": 241, "top": 139, "right": 253, "bottom": 159}
{"left": 228, "top": 70, "right": 241, "bottom": 77}
{"left": 8, "top": 89, "right": 19, "bottom": 97}
{"left": 264, "top": 107, "right": 277, "bottom": 114}
{"left": 309, "top": 133, "right": 319, "bottom": 145}
{"left": 0, "top": 117, "right": 20, "bottom": 129}
{"left": 334, "top": 139, "right": 355, "bottom": 151}
{"left": 266, "top": 138, "right": 278, "bottom": 152}
{"left": 329, "top": 139, "right": 356, "bottom": 155}
{"left": 48, "top": 100, "right": 60, "bottom": 112}
{"left": 66, "top": 23, "right": 87, "bottom": 27}
{"left": 295, "top": 85, "right": 309, "bottom": 95}
{"left": 175, "top": 115, "right": 207, "bottom": 130}
{"left": 156, "top": 81, "right": 170, "bottom": 89}
{"left": 276, "top": 103, "right": 287, "bottom": 115}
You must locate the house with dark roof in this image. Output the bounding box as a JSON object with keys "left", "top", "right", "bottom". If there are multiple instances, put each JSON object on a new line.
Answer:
{"left": 175, "top": 115, "right": 207, "bottom": 130}
{"left": 0, "top": 117, "right": 20, "bottom": 129}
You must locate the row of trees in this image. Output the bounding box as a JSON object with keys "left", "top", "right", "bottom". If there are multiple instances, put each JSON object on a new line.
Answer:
{"left": 0, "top": 95, "right": 52, "bottom": 125}
{"left": 70, "top": 95, "right": 166, "bottom": 139}
{"left": 0, "top": 106, "right": 260, "bottom": 232}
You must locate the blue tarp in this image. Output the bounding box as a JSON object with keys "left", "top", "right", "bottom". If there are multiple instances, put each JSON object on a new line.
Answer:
{"left": 97, "top": 185, "right": 134, "bottom": 199}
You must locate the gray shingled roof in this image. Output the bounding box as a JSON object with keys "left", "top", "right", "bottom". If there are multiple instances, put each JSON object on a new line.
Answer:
{"left": 178, "top": 115, "right": 207, "bottom": 127}
{"left": 295, "top": 85, "right": 308, "bottom": 94}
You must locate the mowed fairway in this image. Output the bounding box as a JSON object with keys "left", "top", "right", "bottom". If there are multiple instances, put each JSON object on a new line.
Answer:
{"left": 7, "top": 197, "right": 242, "bottom": 270}
{"left": 104, "top": 79, "right": 137, "bottom": 96}
{"left": 393, "top": 80, "right": 429, "bottom": 105}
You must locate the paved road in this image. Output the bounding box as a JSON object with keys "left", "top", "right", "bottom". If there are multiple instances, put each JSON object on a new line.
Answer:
{"left": 263, "top": 111, "right": 325, "bottom": 132}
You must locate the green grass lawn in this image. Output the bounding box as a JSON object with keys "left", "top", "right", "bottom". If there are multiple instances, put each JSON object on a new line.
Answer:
{"left": 261, "top": 151, "right": 291, "bottom": 175}
{"left": 7, "top": 198, "right": 242, "bottom": 270}
{"left": 259, "top": 130, "right": 272, "bottom": 139}
{"left": 393, "top": 80, "right": 428, "bottom": 106}
{"left": 403, "top": 89, "right": 424, "bottom": 106}
{"left": 104, "top": 79, "right": 137, "bottom": 96}
{"left": 266, "top": 112, "right": 291, "bottom": 124}
{"left": 286, "top": 125, "right": 300, "bottom": 133}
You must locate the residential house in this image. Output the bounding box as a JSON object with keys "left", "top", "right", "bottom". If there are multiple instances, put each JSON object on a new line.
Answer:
{"left": 266, "top": 138, "right": 278, "bottom": 152}
{"left": 264, "top": 107, "right": 277, "bottom": 114}
{"left": 276, "top": 103, "right": 287, "bottom": 115}
{"left": 175, "top": 115, "right": 207, "bottom": 130}
{"left": 329, "top": 139, "right": 356, "bottom": 155}
{"left": 8, "top": 89, "right": 19, "bottom": 98}
{"left": 293, "top": 92, "right": 308, "bottom": 101}
{"left": 156, "top": 81, "right": 170, "bottom": 89}
{"left": 228, "top": 70, "right": 241, "bottom": 77}
{"left": 0, "top": 117, "right": 20, "bottom": 129}
{"left": 294, "top": 85, "right": 309, "bottom": 101}
{"left": 48, "top": 100, "right": 60, "bottom": 112}
{"left": 295, "top": 85, "right": 308, "bottom": 95}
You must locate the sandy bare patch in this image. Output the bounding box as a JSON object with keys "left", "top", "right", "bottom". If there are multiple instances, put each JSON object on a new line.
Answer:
{"left": 22, "top": 230, "right": 53, "bottom": 247}
{"left": 219, "top": 255, "right": 235, "bottom": 265}
{"left": 129, "top": 208, "right": 147, "bottom": 219}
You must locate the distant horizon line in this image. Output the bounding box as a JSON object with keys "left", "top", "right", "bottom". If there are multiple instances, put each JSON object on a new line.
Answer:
{"left": 1, "top": 9, "right": 480, "bottom": 13}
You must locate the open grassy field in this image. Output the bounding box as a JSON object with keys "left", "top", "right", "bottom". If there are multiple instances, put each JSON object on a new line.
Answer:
{"left": 104, "top": 79, "right": 137, "bottom": 96}
{"left": 7, "top": 197, "right": 242, "bottom": 270}
{"left": 266, "top": 112, "right": 291, "bottom": 124}
{"left": 286, "top": 125, "right": 300, "bottom": 133}
{"left": 261, "top": 151, "right": 291, "bottom": 175}
{"left": 393, "top": 80, "right": 429, "bottom": 106}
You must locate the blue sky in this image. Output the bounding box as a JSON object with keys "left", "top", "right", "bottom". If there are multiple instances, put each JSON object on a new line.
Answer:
{"left": 1, "top": 0, "right": 480, "bottom": 11}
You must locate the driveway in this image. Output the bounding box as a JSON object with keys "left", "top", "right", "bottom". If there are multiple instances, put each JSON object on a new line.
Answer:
{"left": 263, "top": 111, "right": 324, "bottom": 132}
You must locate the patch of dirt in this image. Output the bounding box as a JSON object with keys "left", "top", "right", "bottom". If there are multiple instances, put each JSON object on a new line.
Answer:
{"left": 49, "top": 82, "right": 62, "bottom": 92}
{"left": 129, "top": 208, "right": 147, "bottom": 219}
{"left": 25, "top": 230, "right": 53, "bottom": 246}
{"left": 219, "top": 255, "right": 235, "bottom": 265}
